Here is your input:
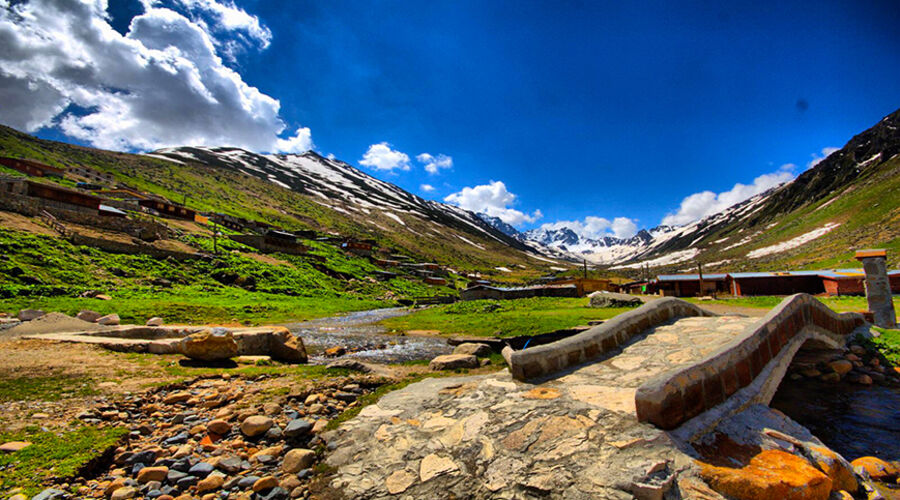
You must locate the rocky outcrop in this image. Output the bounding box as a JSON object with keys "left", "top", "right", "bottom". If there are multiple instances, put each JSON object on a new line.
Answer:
{"left": 178, "top": 328, "right": 239, "bottom": 361}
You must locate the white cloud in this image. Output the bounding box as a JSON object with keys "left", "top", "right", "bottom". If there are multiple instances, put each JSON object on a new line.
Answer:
{"left": 275, "top": 126, "right": 313, "bottom": 153}
{"left": 661, "top": 165, "right": 795, "bottom": 226}
{"left": 537, "top": 215, "right": 638, "bottom": 240}
{"left": 420, "top": 183, "right": 435, "bottom": 192}
{"left": 610, "top": 217, "right": 638, "bottom": 239}
{"left": 444, "top": 180, "right": 542, "bottom": 226}
{"left": 143, "top": 0, "right": 271, "bottom": 60}
{"left": 417, "top": 153, "right": 453, "bottom": 174}
{"left": 807, "top": 147, "right": 840, "bottom": 169}
{"left": 0, "top": 0, "right": 311, "bottom": 153}
{"left": 359, "top": 142, "right": 410, "bottom": 171}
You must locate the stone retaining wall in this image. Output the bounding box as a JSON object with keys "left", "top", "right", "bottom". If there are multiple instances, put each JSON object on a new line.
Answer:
{"left": 0, "top": 191, "right": 171, "bottom": 240}
{"left": 502, "top": 297, "right": 716, "bottom": 381}
{"left": 635, "top": 294, "right": 864, "bottom": 431}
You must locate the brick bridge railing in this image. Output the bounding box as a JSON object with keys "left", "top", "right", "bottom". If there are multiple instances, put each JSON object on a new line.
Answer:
{"left": 635, "top": 293, "right": 864, "bottom": 431}
{"left": 502, "top": 298, "right": 717, "bottom": 381}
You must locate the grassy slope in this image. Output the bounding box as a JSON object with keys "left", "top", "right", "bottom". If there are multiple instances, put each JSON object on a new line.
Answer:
{"left": 0, "top": 227, "right": 466, "bottom": 323}
{"left": 694, "top": 155, "right": 900, "bottom": 272}
{"left": 0, "top": 426, "right": 127, "bottom": 497}
{"left": 0, "top": 125, "right": 556, "bottom": 275}
{"left": 380, "top": 297, "right": 634, "bottom": 337}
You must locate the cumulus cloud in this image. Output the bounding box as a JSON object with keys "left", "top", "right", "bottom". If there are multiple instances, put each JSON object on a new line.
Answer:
{"left": 420, "top": 183, "right": 435, "bottom": 192}
{"left": 417, "top": 153, "right": 453, "bottom": 174}
{"left": 444, "top": 180, "right": 542, "bottom": 226}
{"left": 807, "top": 147, "right": 840, "bottom": 169}
{"left": 538, "top": 215, "right": 639, "bottom": 240}
{"left": 661, "top": 165, "right": 795, "bottom": 226}
{"left": 359, "top": 142, "right": 411, "bottom": 171}
{"left": 0, "top": 0, "right": 312, "bottom": 153}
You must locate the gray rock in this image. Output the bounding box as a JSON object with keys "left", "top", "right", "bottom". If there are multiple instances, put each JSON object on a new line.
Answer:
{"left": 97, "top": 313, "right": 121, "bottom": 325}
{"left": 215, "top": 456, "right": 242, "bottom": 473}
{"left": 326, "top": 358, "right": 372, "bottom": 373}
{"left": 188, "top": 462, "right": 214, "bottom": 477}
{"left": 237, "top": 475, "right": 261, "bottom": 489}
{"left": 76, "top": 310, "right": 102, "bottom": 322}
{"left": 284, "top": 419, "right": 313, "bottom": 438}
{"left": 429, "top": 354, "right": 478, "bottom": 371}
{"left": 453, "top": 343, "right": 493, "bottom": 357}
{"left": 31, "top": 488, "right": 67, "bottom": 500}
{"left": 17, "top": 309, "right": 45, "bottom": 321}
{"left": 166, "top": 469, "right": 188, "bottom": 484}
{"left": 589, "top": 291, "right": 643, "bottom": 308}
{"left": 256, "top": 487, "right": 289, "bottom": 500}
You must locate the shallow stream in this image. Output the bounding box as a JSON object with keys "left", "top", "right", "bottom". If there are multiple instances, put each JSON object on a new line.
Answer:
{"left": 284, "top": 307, "right": 452, "bottom": 364}
{"left": 770, "top": 379, "right": 900, "bottom": 461}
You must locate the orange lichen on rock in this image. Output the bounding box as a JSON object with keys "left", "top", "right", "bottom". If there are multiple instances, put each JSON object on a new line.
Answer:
{"left": 522, "top": 387, "right": 561, "bottom": 400}
{"left": 808, "top": 445, "right": 858, "bottom": 493}
{"left": 850, "top": 456, "right": 898, "bottom": 481}
{"left": 699, "top": 449, "right": 832, "bottom": 500}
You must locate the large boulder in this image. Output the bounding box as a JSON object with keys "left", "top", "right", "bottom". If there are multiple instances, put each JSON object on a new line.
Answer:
{"left": 589, "top": 292, "right": 642, "bottom": 308}
{"left": 16, "top": 309, "right": 45, "bottom": 321}
{"left": 429, "top": 354, "right": 478, "bottom": 371}
{"left": 453, "top": 343, "right": 493, "bottom": 357}
{"left": 700, "top": 449, "right": 832, "bottom": 500}
{"left": 268, "top": 327, "right": 307, "bottom": 363}
{"left": 179, "top": 327, "right": 238, "bottom": 361}
{"left": 97, "top": 313, "right": 120, "bottom": 326}
{"left": 76, "top": 310, "right": 102, "bottom": 322}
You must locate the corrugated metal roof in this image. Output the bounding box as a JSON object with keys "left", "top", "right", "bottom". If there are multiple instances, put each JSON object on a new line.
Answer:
{"left": 657, "top": 274, "right": 728, "bottom": 282}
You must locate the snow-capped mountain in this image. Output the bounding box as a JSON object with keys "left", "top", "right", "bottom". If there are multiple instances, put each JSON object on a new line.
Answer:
{"left": 149, "top": 147, "right": 534, "bottom": 253}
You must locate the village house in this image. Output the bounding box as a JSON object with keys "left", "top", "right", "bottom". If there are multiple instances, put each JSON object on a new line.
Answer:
{"left": 341, "top": 239, "right": 375, "bottom": 256}
{"left": 643, "top": 269, "right": 900, "bottom": 298}
{"left": 655, "top": 274, "right": 730, "bottom": 297}
{"left": 0, "top": 157, "right": 65, "bottom": 177}
{"left": 138, "top": 198, "right": 196, "bottom": 220}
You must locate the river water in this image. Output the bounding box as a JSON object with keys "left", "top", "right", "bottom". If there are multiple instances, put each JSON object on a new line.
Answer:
{"left": 284, "top": 308, "right": 452, "bottom": 364}
{"left": 770, "top": 379, "right": 900, "bottom": 461}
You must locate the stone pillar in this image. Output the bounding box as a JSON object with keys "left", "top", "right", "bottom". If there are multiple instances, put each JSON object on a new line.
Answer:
{"left": 855, "top": 249, "right": 897, "bottom": 328}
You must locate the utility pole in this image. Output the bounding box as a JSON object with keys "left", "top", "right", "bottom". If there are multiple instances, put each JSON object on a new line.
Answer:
{"left": 697, "top": 262, "right": 704, "bottom": 297}
{"left": 583, "top": 259, "right": 588, "bottom": 279}
{"left": 212, "top": 222, "right": 219, "bottom": 255}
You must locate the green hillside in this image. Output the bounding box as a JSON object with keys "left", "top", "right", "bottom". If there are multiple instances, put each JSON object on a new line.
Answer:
{"left": 0, "top": 125, "right": 560, "bottom": 277}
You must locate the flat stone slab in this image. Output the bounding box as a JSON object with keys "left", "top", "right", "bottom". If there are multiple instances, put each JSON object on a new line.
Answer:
{"left": 0, "top": 441, "right": 32, "bottom": 452}
{"left": 324, "top": 315, "right": 756, "bottom": 499}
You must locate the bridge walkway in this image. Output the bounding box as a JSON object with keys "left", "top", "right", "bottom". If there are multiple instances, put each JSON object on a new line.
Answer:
{"left": 323, "top": 315, "right": 756, "bottom": 499}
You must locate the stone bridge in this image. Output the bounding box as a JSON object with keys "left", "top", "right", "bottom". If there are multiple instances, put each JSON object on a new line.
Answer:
{"left": 503, "top": 294, "right": 864, "bottom": 432}
{"left": 323, "top": 295, "right": 867, "bottom": 499}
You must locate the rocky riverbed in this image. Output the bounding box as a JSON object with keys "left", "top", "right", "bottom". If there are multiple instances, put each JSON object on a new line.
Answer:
{"left": 8, "top": 374, "right": 390, "bottom": 500}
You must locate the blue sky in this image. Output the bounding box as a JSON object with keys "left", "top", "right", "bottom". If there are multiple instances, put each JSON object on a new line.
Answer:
{"left": 2, "top": 0, "right": 899, "bottom": 238}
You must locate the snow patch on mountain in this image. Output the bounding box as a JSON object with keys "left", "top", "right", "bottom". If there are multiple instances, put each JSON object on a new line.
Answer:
{"left": 746, "top": 222, "right": 840, "bottom": 259}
